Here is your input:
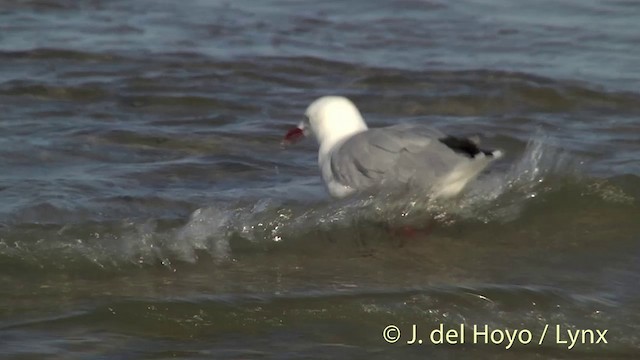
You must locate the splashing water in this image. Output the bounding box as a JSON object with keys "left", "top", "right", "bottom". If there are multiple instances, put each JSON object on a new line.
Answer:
{"left": 0, "top": 132, "right": 633, "bottom": 271}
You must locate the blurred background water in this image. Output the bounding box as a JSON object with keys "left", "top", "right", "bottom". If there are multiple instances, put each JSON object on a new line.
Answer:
{"left": 1, "top": 0, "right": 639, "bottom": 358}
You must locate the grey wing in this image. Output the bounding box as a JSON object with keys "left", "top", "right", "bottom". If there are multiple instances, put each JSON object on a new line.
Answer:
{"left": 329, "top": 124, "right": 468, "bottom": 190}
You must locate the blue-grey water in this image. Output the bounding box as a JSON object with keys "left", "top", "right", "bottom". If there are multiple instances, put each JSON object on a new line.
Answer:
{"left": 1, "top": 0, "right": 640, "bottom": 359}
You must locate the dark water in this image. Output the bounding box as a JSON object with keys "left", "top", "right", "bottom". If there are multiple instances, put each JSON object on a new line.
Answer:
{"left": 1, "top": 0, "right": 640, "bottom": 358}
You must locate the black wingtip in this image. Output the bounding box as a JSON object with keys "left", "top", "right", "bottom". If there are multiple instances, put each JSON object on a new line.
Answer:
{"left": 439, "top": 136, "right": 502, "bottom": 159}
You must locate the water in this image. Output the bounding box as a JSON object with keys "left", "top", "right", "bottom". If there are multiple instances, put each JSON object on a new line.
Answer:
{"left": 1, "top": 0, "right": 640, "bottom": 358}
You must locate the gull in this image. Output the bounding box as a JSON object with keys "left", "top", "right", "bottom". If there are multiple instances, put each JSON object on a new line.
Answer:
{"left": 282, "top": 96, "right": 503, "bottom": 199}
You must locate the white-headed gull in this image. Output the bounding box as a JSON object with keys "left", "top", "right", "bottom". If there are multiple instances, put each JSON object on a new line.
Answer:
{"left": 282, "top": 96, "right": 503, "bottom": 199}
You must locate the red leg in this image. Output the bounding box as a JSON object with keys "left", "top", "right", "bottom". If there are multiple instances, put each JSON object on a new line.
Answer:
{"left": 386, "top": 220, "right": 435, "bottom": 247}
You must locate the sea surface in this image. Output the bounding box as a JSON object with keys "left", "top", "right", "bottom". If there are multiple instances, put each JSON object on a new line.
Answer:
{"left": 1, "top": 0, "right": 639, "bottom": 359}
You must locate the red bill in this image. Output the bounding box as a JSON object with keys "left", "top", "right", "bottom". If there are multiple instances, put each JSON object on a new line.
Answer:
{"left": 281, "top": 126, "right": 305, "bottom": 147}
